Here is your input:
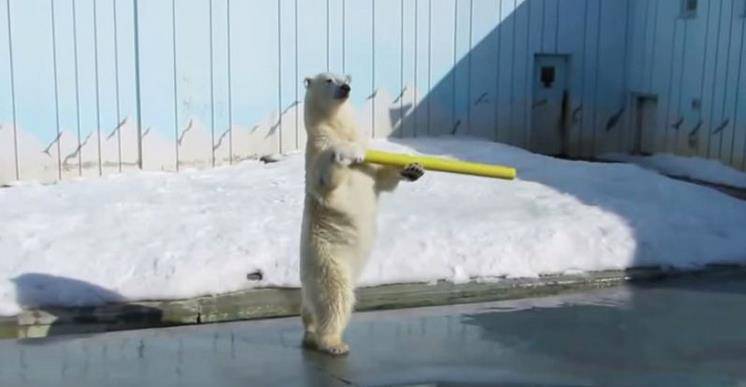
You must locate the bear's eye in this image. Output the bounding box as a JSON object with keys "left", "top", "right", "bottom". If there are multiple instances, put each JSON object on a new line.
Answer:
{"left": 325, "top": 79, "right": 332, "bottom": 84}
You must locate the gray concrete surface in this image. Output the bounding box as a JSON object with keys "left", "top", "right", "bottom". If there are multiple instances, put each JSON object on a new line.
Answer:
{"left": 1, "top": 273, "right": 746, "bottom": 387}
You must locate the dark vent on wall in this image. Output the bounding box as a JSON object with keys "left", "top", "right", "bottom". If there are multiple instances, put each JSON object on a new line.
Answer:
{"left": 540, "top": 66, "right": 555, "bottom": 88}
{"left": 682, "top": 0, "right": 698, "bottom": 18}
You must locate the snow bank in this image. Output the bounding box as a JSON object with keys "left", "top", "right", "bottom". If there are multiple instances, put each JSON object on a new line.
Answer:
{"left": 2, "top": 137, "right": 745, "bottom": 316}
{"left": 600, "top": 153, "right": 746, "bottom": 189}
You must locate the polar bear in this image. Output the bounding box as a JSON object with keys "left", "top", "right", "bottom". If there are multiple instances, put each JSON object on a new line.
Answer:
{"left": 300, "top": 72, "right": 424, "bottom": 356}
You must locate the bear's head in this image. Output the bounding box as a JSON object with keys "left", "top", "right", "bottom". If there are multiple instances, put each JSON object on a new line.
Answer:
{"left": 304, "top": 72, "right": 352, "bottom": 115}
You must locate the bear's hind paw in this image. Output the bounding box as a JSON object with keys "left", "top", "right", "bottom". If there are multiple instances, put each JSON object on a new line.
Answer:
{"left": 318, "top": 342, "right": 350, "bottom": 357}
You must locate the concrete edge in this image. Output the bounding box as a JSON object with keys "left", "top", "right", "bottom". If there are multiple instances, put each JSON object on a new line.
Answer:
{"left": 3, "top": 264, "right": 745, "bottom": 339}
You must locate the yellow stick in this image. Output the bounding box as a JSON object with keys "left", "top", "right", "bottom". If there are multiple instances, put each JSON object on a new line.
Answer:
{"left": 364, "top": 149, "right": 517, "bottom": 180}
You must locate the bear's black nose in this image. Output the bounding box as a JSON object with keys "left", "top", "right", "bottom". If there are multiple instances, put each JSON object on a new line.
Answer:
{"left": 340, "top": 84, "right": 351, "bottom": 92}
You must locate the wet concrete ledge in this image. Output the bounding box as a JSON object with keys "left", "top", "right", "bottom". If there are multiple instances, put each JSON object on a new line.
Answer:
{"left": 2, "top": 264, "right": 745, "bottom": 339}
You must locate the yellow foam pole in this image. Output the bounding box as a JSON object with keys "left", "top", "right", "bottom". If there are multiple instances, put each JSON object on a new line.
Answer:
{"left": 364, "top": 149, "right": 517, "bottom": 180}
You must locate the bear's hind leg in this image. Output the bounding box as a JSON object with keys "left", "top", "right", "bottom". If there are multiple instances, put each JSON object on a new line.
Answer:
{"left": 301, "top": 304, "right": 318, "bottom": 349}
{"left": 313, "top": 282, "right": 354, "bottom": 356}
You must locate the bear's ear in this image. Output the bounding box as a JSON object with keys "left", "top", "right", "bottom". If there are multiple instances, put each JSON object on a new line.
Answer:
{"left": 304, "top": 77, "right": 312, "bottom": 89}
{"left": 344, "top": 74, "right": 352, "bottom": 84}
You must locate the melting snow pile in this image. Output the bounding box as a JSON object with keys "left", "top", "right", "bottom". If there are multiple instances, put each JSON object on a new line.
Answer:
{"left": 2, "top": 137, "right": 745, "bottom": 316}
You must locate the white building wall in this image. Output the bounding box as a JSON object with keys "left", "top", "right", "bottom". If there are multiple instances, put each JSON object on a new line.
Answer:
{"left": 1, "top": 0, "right": 744, "bottom": 184}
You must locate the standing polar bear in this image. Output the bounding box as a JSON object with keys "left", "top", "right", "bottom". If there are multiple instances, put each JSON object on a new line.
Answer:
{"left": 300, "top": 72, "right": 424, "bottom": 356}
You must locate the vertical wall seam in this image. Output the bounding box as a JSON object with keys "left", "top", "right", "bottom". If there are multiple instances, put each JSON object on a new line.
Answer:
{"left": 133, "top": 0, "right": 143, "bottom": 169}
{"left": 663, "top": 19, "right": 679, "bottom": 153}
{"left": 639, "top": 0, "right": 649, "bottom": 89}
{"left": 171, "top": 0, "right": 179, "bottom": 170}
{"left": 697, "top": 0, "right": 713, "bottom": 157}
{"left": 619, "top": 0, "right": 632, "bottom": 153}
{"left": 209, "top": 0, "right": 215, "bottom": 166}
{"left": 674, "top": 20, "right": 689, "bottom": 152}
{"left": 400, "top": 0, "right": 404, "bottom": 137}
{"left": 554, "top": 0, "right": 559, "bottom": 53}
{"left": 648, "top": 0, "right": 659, "bottom": 90}
{"left": 452, "top": 0, "right": 458, "bottom": 131}
{"left": 427, "top": 0, "right": 431, "bottom": 136}
{"left": 113, "top": 0, "right": 122, "bottom": 172}
{"left": 4, "top": 0, "right": 18, "bottom": 179}
{"left": 227, "top": 0, "right": 234, "bottom": 163}
{"left": 72, "top": 0, "right": 82, "bottom": 175}
{"left": 50, "top": 0, "right": 62, "bottom": 179}
{"left": 524, "top": 0, "right": 533, "bottom": 148}
{"left": 729, "top": 16, "right": 745, "bottom": 165}
{"left": 371, "top": 0, "right": 375, "bottom": 137}
{"left": 413, "top": 0, "right": 418, "bottom": 137}
{"left": 718, "top": 4, "right": 736, "bottom": 160}
{"left": 294, "top": 0, "right": 299, "bottom": 149}
{"left": 278, "top": 0, "right": 283, "bottom": 153}
{"left": 93, "top": 0, "right": 103, "bottom": 175}
{"left": 494, "top": 0, "right": 502, "bottom": 141}
{"left": 577, "top": 0, "right": 588, "bottom": 155}
{"left": 590, "top": 0, "right": 601, "bottom": 155}
{"left": 706, "top": 0, "right": 724, "bottom": 158}
{"left": 467, "top": 0, "right": 473, "bottom": 135}
{"left": 342, "top": 0, "right": 346, "bottom": 74}
{"left": 509, "top": 0, "right": 516, "bottom": 145}
{"left": 540, "top": 0, "right": 546, "bottom": 52}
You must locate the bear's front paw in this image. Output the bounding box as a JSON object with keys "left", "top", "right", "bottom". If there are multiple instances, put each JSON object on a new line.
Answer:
{"left": 401, "top": 163, "right": 425, "bottom": 181}
{"left": 332, "top": 144, "right": 365, "bottom": 166}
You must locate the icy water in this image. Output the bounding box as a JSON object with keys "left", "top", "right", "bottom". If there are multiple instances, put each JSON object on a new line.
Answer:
{"left": 1, "top": 273, "right": 745, "bottom": 387}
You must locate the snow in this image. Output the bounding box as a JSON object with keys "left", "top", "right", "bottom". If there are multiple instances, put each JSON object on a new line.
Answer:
{"left": 2, "top": 137, "right": 746, "bottom": 316}
{"left": 600, "top": 153, "right": 746, "bottom": 189}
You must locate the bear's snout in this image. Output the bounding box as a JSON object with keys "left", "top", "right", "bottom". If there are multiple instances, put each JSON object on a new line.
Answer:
{"left": 337, "top": 84, "right": 351, "bottom": 99}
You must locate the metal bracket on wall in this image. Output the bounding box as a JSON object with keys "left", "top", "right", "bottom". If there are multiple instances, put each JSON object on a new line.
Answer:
{"left": 106, "top": 118, "right": 128, "bottom": 141}
{"left": 712, "top": 119, "right": 730, "bottom": 135}
{"left": 62, "top": 132, "right": 93, "bottom": 166}
{"left": 177, "top": 119, "right": 195, "bottom": 146}
{"left": 688, "top": 119, "right": 703, "bottom": 148}
{"left": 671, "top": 116, "right": 684, "bottom": 130}
{"left": 474, "top": 92, "right": 489, "bottom": 106}
{"left": 42, "top": 132, "right": 64, "bottom": 157}
{"left": 571, "top": 105, "right": 582, "bottom": 124}
{"left": 451, "top": 120, "right": 461, "bottom": 135}
{"left": 532, "top": 99, "right": 548, "bottom": 109}
{"left": 392, "top": 87, "right": 408, "bottom": 104}
{"left": 213, "top": 128, "right": 231, "bottom": 151}
{"left": 605, "top": 107, "right": 625, "bottom": 131}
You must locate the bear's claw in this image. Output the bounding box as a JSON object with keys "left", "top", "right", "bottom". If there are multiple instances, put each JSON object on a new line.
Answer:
{"left": 332, "top": 144, "right": 365, "bottom": 166}
{"left": 401, "top": 163, "right": 425, "bottom": 181}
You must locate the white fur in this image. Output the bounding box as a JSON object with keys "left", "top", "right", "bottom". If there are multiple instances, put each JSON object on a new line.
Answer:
{"left": 299, "top": 73, "right": 416, "bottom": 356}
